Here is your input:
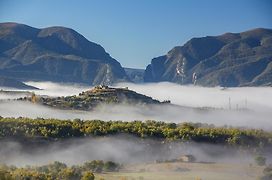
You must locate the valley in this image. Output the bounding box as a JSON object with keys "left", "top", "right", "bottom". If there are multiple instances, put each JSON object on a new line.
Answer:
{"left": 1, "top": 2, "right": 272, "bottom": 179}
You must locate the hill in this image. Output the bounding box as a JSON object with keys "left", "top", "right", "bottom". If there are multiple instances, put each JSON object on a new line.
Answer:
{"left": 0, "top": 76, "right": 38, "bottom": 89}
{"left": 20, "top": 85, "right": 165, "bottom": 110}
{"left": 144, "top": 28, "right": 272, "bottom": 87}
{"left": 0, "top": 22, "right": 128, "bottom": 85}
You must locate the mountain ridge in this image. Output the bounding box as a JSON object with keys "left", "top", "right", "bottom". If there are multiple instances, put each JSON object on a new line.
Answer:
{"left": 1, "top": 23, "right": 271, "bottom": 87}
{"left": 144, "top": 28, "right": 272, "bottom": 86}
{"left": 0, "top": 22, "right": 129, "bottom": 85}
{"left": 0, "top": 76, "right": 38, "bottom": 90}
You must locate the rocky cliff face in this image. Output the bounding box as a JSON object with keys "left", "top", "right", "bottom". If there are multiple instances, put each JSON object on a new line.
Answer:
{"left": 124, "top": 68, "right": 145, "bottom": 83}
{"left": 0, "top": 23, "right": 128, "bottom": 85}
{"left": 144, "top": 28, "right": 272, "bottom": 86}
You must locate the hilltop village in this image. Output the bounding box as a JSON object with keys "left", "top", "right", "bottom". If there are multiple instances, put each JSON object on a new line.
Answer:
{"left": 19, "top": 85, "right": 170, "bottom": 110}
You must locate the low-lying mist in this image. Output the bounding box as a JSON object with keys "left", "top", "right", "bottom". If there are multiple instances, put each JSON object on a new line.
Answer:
{"left": 116, "top": 82, "right": 272, "bottom": 110}
{"left": 26, "top": 81, "right": 90, "bottom": 97}
{"left": 0, "top": 81, "right": 271, "bottom": 130}
{"left": 0, "top": 92, "right": 30, "bottom": 100}
{"left": 0, "top": 100, "right": 271, "bottom": 130}
{"left": 0, "top": 81, "right": 272, "bottom": 170}
{"left": 0, "top": 135, "right": 261, "bottom": 167}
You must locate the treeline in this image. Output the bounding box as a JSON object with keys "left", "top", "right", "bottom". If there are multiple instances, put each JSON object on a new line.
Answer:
{"left": 0, "top": 160, "right": 120, "bottom": 180}
{"left": 0, "top": 117, "right": 271, "bottom": 147}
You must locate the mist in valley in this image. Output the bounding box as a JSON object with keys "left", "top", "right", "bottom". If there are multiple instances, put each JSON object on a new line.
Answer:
{"left": 0, "top": 81, "right": 272, "bottom": 169}
{"left": 0, "top": 81, "right": 272, "bottom": 130}
{"left": 0, "top": 135, "right": 263, "bottom": 167}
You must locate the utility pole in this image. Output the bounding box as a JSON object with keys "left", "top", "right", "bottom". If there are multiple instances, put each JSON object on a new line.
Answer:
{"left": 228, "top": 97, "right": 231, "bottom": 110}
{"left": 245, "top": 98, "right": 248, "bottom": 109}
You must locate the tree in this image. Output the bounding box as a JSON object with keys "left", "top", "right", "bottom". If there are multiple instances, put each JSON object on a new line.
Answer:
{"left": 81, "top": 171, "right": 95, "bottom": 180}
{"left": 31, "top": 92, "right": 37, "bottom": 103}
{"left": 0, "top": 169, "right": 12, "bottom": 180}
{"left": 103, "top": 161, "right": 119, "bottom": 172}
{"left": 255, "top": 155, "right": 266, "bottom": 166}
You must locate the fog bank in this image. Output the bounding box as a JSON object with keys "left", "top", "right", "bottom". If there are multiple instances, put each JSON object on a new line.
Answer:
{"left": 116, "top": 82, "right": 272, "bottom": 110}
{"left": 26, "top": 81, "right": 90, "bottom": 97}
{"left": 0, "top": 81, "right": 271, "bottom": 130}
{"left": 0, "top": 82, "right": 272, "bottom": 168}
{"left": 0, "top": 136, "right": 260, "bottom": 166}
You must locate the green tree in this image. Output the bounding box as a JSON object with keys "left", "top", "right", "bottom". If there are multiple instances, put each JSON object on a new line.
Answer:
{"left": 58, "top": 167, "right": 81, "bottom": 180}
{"left": 255, "top": 155, "right": 266, "bottom": 166}
{"left": 81, "top": 171, "right": 95, "bottom": 180}
{"left": 103, "top": 161, "right": 119, "bottom": 172}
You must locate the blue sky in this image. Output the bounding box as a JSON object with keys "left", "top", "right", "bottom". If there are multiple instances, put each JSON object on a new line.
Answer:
{"left": 0, "top": 0, "right": 272, "bottom": 68}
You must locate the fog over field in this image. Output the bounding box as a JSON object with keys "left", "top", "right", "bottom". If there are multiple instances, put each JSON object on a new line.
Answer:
{"left": 0, "top": 136, "right": 258, "bottom": 166}
{"left": 0, "top": 81, "right": 272, "bottom": 168}
{"left": 0, "top": 81, "right": 272, "bottom": 130}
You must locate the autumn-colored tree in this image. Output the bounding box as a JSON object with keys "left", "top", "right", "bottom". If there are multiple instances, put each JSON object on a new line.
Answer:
{"left": 81, "top": 171, "right": 95, "bottom": 180}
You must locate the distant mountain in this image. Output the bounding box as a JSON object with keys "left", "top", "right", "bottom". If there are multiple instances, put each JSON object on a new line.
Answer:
{"left": 124, "top": 67, "right": 145, "bottom": 83}
{"left": 144, "top": 28, "right": 272, "bottom": 87}
{"left": 0, "top": 76, "right": 38, "bottom": 89}
{"left": 0, "top": 22, "right": 128, "bottom": 85}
